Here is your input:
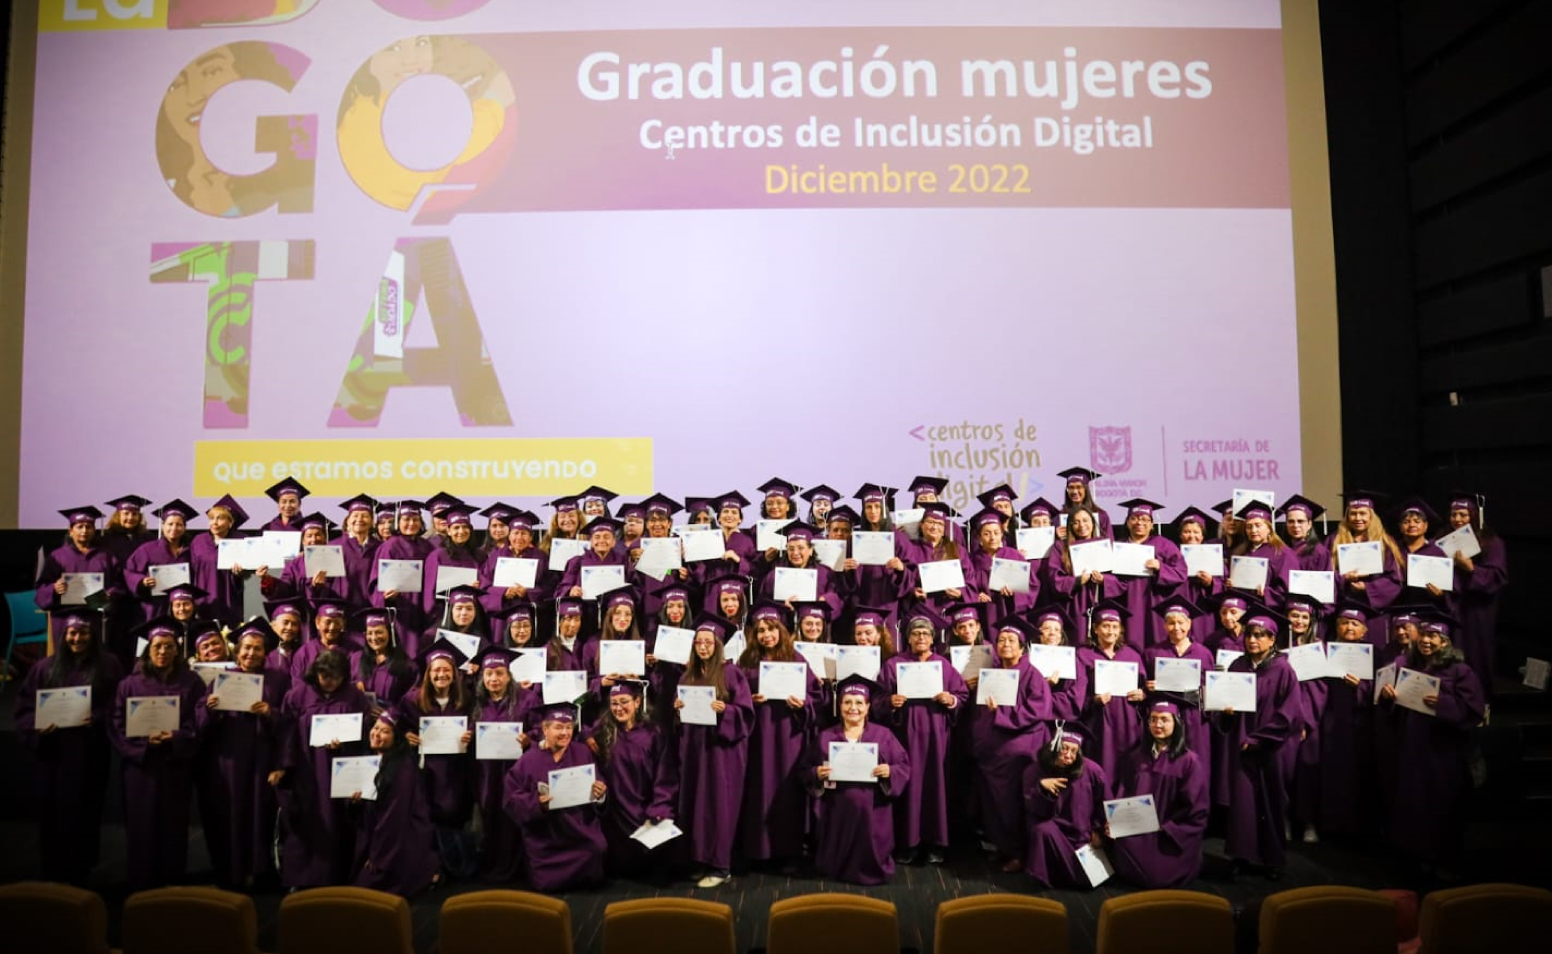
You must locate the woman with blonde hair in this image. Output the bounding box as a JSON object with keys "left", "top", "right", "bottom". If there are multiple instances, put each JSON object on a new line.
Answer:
{"left": 1328, "top": 491, "right": 1403, "bottom": 618}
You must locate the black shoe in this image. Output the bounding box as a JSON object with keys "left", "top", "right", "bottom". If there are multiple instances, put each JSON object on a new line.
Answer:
{"left": 894, "top": 848, "right": 917, "bottom": 865}
{"left": 926, "top": 849, "right": 946, "bottom": 865}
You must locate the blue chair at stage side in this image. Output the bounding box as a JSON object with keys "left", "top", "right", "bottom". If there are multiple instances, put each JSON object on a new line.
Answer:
{"left": 2, "top": 589, "right": 49, "bottom": 683}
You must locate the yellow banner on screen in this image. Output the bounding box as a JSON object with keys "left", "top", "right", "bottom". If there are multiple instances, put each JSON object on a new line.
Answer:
{"left": 40, "top": 0, "right": 168, "bottom": 31}
{"left": 194, "top": 438, "right": 653, "bottom": 498}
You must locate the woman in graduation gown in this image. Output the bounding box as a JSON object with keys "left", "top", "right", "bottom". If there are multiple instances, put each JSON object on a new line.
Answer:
{"left": 1278, "top": 495, "right": 1329, "bottom": 570}
{"left": 36, "top": 507, "right": 129, "bottom": 662}
{"left": 1023, "top": 724, "right": 1110, "bottom": 889}
{"left": 261, "top": 511, "right": 335, "bottom": 606}
{"left": 1142, "top": 599, "right": 1215, "bottom": 782}
{"left": 1033, "top": 606, "right": 1089, "bottom": 722}
{"left": 1282, "top": 597, "right": 1325, "bottom": 842}
{"left": 755, "top": 522, "right": 843, "bottom": 618}
{"left": 470, "top": 647, "right": 533, "bottom": 883}
{"left": 101, "top": 495, "right": 156, "bottom": 564}
{"left": 1378, "top": 612, "right": 1485, "bottom": 878}
{"left": 479, "top": 508, "right": 552, "bottom": 619}
{"left": 399, "top": 638, "right": 478, "bottom": 879}
{"left": 289, "top": 598, "right": 361, "bottom": 682}
{"left": 1214, "top": 607, "right": 1302, "bottom": 879}
{"left": 189, "top": 495, "right": 250, "bottom": 627}
{"left": 1112, "top": 499, "right": 1188, "bottom": 649}
{"left": 503, "top": 704, "right": 610, "bottom": 892}
{"left": 1042, "top": 509, "right": 1123, "bottom": 646}
{"left": 838, "top": 486, "right": 912, "bottom": 624}
{"left": 1444, "top": 493, "right": 1508, "bottom": 695}
{"left": 371, "top": 500, "right": 435, "bottom": 650}
{"left": 1228, "top": 500, "right": 1299, "bottom": 611}
{"left": 1056, "top": 467, "right": 1112, "bottom": 539}
{"left": 878, "top": 610, "right": 967, "bottom": 865}
{"left": 197, "top": 618, "right": 291, "bottom": 888}
{"left": 1393, "top": 498, "right": 1459, "bottom": 620}
{"left": 275, "top": 648, "right": 370, "bottom": 889}
{"left": 351, "top": 712, "right": 441, "bottom": 894}
{"left": 735, "top": 602, "right": 824, "bottom": 871}
{"left": 967, "top": 616, "right": 1053, "bottom": 872}
{"left": 594, "top": 681, "right": 678, "bottom": 880}
{"left": 1173, "top": 506, "right": 1224, "bottom": 644}
{"left": 13, "top": 611, "right": 122, "bottom": 885}
{"left": 349, "top": 608, "right": 419, "bottom": 718}
{"left": 628, "top": 495, "right": 690, "bottom": 620}
{"left": 966, "top": 507, "right": 1041, "bottom": 626}
{"left": 671, "top": 615, "right": 754, "bottom": 888}
{"left": 125, "top": 499, "right": 197, "bottom": 624}
{"left": 424, "top": 505, "right": 486, "bottom": 626}
{"left": 1328, "top": 491, "right": 1404, "bottom": 626}
{"left": 900, "top": 502, "right": 977, "bottom": 618}
{"left": 1078, "top": 600, "right": 1147, "bottom": 781}
{"left": 1108, "top": 701, "right": 1210, "bottom": 888}
{"left": 109, "top": 619, "right": 208, "bottom": 890}
{"left": 807, "top": 678, "right": 911, "bottom": 885}
{"left": 332, "top": 495, "right": 383, "bottom": 608}
{"left": 1301, "top": 601, "right": 1378, "bottom": 842}
{"left": 557, "top": 516, "right": 631, "bottom": 630}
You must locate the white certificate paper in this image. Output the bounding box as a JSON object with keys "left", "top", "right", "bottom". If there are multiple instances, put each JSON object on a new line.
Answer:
{"left": 1069, "top": 539, "right": 1113, "bottom": 577}
{"left": 811, "top": 538, "right": 846, "bottom": 571}
{"left": 1394, "top": 668, "right": 1441, "bottom": 716}
{"left": 1523, "top": 657, "right": 1549, "bottom": 691}
{"left": 543, "top": 670, "right": 588, "bottom": 704}
{"left": 681, "top": 529, "right": 725, "bottom": 562}
{"left": 216, "top": 537, "right": 252, "bottom": 570}
{"left": 309, "top": 712, "right": 362, "bottom": 747}
{"left": 437, "top": 629, "right": 481, "bottom": 662}
{"left": 836, "top": 645, "right": 881, "bottom": 682}
{"left": 851, "top": 531, "right": 895, "bottom": 567}
{"left": 1094, "top": 659, "right": 1139, "bottom": 696}
{"left": 580, "top": 564, "right": 627, "bottom": 600}
{"left": 917, "top": 559, "right": 965, "bottom": 594}
{"left": 1016, "top": 526, "right": 1056, "bottom": 560}
{"left": 60, "top": 572, "right": 104, "bottom": 606}
{"left": 756, "top": 519, "right": 791, "bottom": 552}
{"left": 1181, "top": 544, "right": 1223, "bottom": 578}
{"left": 1233, "top": 487, "right": 1276, "bottom": 514}
{"left": 376, "top": 559, "right": 424, "bottom": 593}
{"left": 434, "top": 565, "right": 479, "bottom": 595}
{"left": 895, "top": 660, "right": 945, "bottom": 699}
{"left": 1076, "top": 844, "right": 1114, "bottom": 887}
{"left": 304, "top": 545, "right": 346, "bottom": 578}
{"left": 1229, "top": 555, "right": 1269, "bottom": 592}
{"left": 492, "top": 557, "right": 539, "bottom": 589}
{"left": 1111, "top": 543, "right": 1155, "bottom": 577}
{"left": 510, "top": 648, "right": 547, "bottom": 684}
{"left": 598, "top": 640, "right": 647, "bottom": 676}
{"left": 1285, "top": 642, "right": 1331, "bottom": 682}
{"left": 1336, "top": 541, "right": 1384, "bottom": 577}
{"left": 1373, "top": 663, "right": 1399, "bottom": 704}
{"left": 636, "top": 538, "right": 683, "bottom": 580}
{"left": 148, "top": 563, "right": 190, "bottom": 596}
{"left": 1288, "top": 570, "right": 1335, "bottom": 605}
{"left": 1153, "top": 656, "right": 1202, "bottom": 693}
{"left": 417, "top": 715, "right": 468, "bottom": 755}
{"left": 1203, "top": 670, "right": 1257, "bottom": 711}
{"left": 1027, "top": 644, "right": 1077, "bottom": 681}
{"left": 892, "top": 508, "right": 925, "bottom": 540}
{"left": 211, "top": 671, "right": 264, "bottom": 712}
{"left": 1433, "top": 524, "right": 1481, "bottom": 560}
{"left": 125, "top": 695, "right": 180, "bottom": 738}
{"left": 330, "top": 755, "right": 380, "bottom": 800}
{"left": 190, "top": 662, "right": 231, "bottom": 687}
{"left": 988, "top": 557, "right": 1031, "bottom": 594}
{"left": 827, "top": 741, "right": 879, "bottom": 783}
{"left": 772, "top": 567, "right": 818, "bottom": 603}
{"left": 651, "top": 627, "right": 694, "bottom": 666}
{"left": 1326, "top": 641, "right": 1375, "bottom": 681}
{"left": 476, "top": 722, "right": 525, "bottom": 760}
{"left": 794, "top": 641, "right": 838, "bottom": 680}
{"left": 630, "top": 820, "right": 684, "bottom": 849}
{"left": 549, "top": 537, "right": 588, "bottom": 569}
{"left": 950, "top": 644, "right": 994, "bottom": 681}
{"left": 262, "top": 530, "right": 303, "bottom": 561}
{"left": 1105, "top": 795, "right": 1162, "bottom": 838}
{"left": 1215, "top": 649, "right": 1245, "bottom": 670}
{"left": 36, "top": 686, "right": 91, "bottom": 729}
{"left": 1407, "top": 553, "right": 1454, "bottom": 592}
{"left": 976, "top": 667, "right": 1020, "bottom": 705}
{"left": 758, "top": 661, "right": 809, "bottom": 701}
{"left": 723, "top": 632, "right": 746, "bottom": 663}
{"left": 677, "top": 685, "right": 718, "bottom": 725}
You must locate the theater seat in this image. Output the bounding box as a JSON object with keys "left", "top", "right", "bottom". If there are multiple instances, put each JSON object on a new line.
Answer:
{"left": 768, "top": 893, "right": 898, "bottom": 954}
{"left": 0, "top": 881, "right": 112, "bottom": 954}
{"left": 122, "top": 887, "right": 265, "bottom": 954}
{"left": 602, "top": 897, "right": 735, "bottom": 954}
{"left": 1418, "top": 883, "right": 1552, "bottom": 954}
{"left": 440, "top": 890, "right": 572, "bottom": 954}
{"left": 936, "top": 894, "right": 1069, "bottom": 954}
{"left": 279, "top": 887, "right": 413, "bottom": 954}
{"left": 1096, "top": 890, "right": 1234, "bottom": 954}
{"left": 1376, "top": 889, "right": 1420, "bottom": 954}
{"left": 1258, "top": 886, "right": 1396, "bottom": 954}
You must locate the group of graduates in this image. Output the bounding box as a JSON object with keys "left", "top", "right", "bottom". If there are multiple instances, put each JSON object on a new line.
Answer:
{"left": 15, "top": 470, "right": 1507, "bottom": 898}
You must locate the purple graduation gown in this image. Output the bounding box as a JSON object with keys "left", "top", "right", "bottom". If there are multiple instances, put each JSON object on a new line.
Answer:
{"left": 480, "top": 543, "right": 552, "bottom": 615}
{"left": 473, "top": 693, "right": 533, "bottom": 882}
{"left": 674, "top": 665, "right": 755, "bottom": 872}
{"left": 1043, "top": 544, "right": 1124, "bottom": 645}
{"left": 1388, "top": 659, "right": 1484, "bottom": 868}
{"left": 1215, "top": 652, "right": 1302, "bottom": 868}
{"left": 1114, "top": 536, "right": 1186, "bottom": 649}
{"left": 836, "top": 537, "right": 912, "bottom": 630}
{"left": 1309, "top": 665, "right": 1375, "bottom": 836}
{"left": 899, "top": 540, "right": 979, "bottom": 618}
{"left": 503, "top": 741, "right": 608, "bottom": 891}
{"left": 1142, "top": 641, "right": 1215, "bottom": 783}
{"left": 397, "top": 687, "right": 475, "bottom": 828}
{"left": 1077, "top": 644, "right": 1146, "bottom": 781}
{"left": 189, "top": 532, "right": 246, "bottom": 627}
{"left": 195, "top": 666, "right": 292, "bottom": 886}
{"left": 966, "top": 545, "right": 1041, "bottom": 625}
{"left": 738, "top": 662, "right": 824, "bottom": 862}
{"left": 290, "top": 635, "right": 363, "bottom": 683}
{"left": 1108, "top": 743, "right": 1210, "bottom": 888}
{"left": 878, "top": 652, "right": 968, "bottom": 851}
{"left": 353, "top": 748, "right": 440, "bottom": 894}
{"left": 966, "top": 654, "right": 1053, "bottom": 860}
{"left": 350, "top": 651, "right": 419, "bottom": 716}
{"left": 332, "top": 533, "right": 381, "bottom": 608}
{"left": 1023, "top": 759, "right": 1109, "bottom": 888}
{"left": 1450, "top": 536, "right": 1507, "bottom": 694}
{"left": 14, "top": 655, "right": 122, "bottom": 884}
{"left": 598, "top": 722, "right": 678, "bottom": 876}
{"left": 422, "top": 543, "right": 484, "bottom": 619}
{"left": 124, "top": 537, "right": 191, "bottom": 622}
{"left": 1334, "top": 544, "right": 1403, "bottom": 624}
{"left": 109, "top": 665, "right": 208, "bottom": 889}
{"left": 1044, "top": 653, "right": 1089, "bottom": 723}
{"left": 808, "top": 721, "right": 910, "bottom": 885}
{"left": 692, "top": 530, "right": 757, "bottom": 608}
{"left": 35, "top": 541, "right": 127, "bottom": 640}
{"left": 755, "top": 562, "right": 843, "bottom": 619}
{"left": 371, "top": 535, "right": 434, "bottom": 654}
{"left": 276, "top": 681, "right": 370, "bottom": 888}
{"left": 1241, "top": 541, "right": 1297, "bottom": 610}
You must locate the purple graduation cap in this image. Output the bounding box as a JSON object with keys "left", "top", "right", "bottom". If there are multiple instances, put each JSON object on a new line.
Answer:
{"left": 640, "top": 494, "right": 682, "bottom": 517}
{"left": 1091, "top": 598, "right": 1131, "bottom": 626}
{"left": 991, "top": 614, "right": 1036, "bottom": 645}
{"left": 1052, "top": 720, "right": 1091, "bottom": 751}
{"left": 480, "top": 502, "right": 518, "bottom": 524}
{"left": 210, "top": 494, "right": 251, "bottom": 531}
{"left": 1058, "top": 466, "right": 1102, "bottom": 486}
{"left": 794, "top": 601, "right": 832, "bottom": 625}
{"left": 585, "top": 515, "right": 623, "bottom": 537}
{"left": 351, "top": 606, "right": 394, "bottom": 636}
{"left": 375, "top": 500, "right": 397, "bottom": 518}
{"left": 750, "top": 599, "right": 788, "bottom": 626}
{"left": 578, "top": 485, "right": 619, "bottom": 507}
{"left": 442, "top": 504, "right": 477, "bottom": 527}
{"left": 604, "top": 590, "right": 637, "bottom": 614}
{"left": 693, "top": 613, "right": 736, "bottom": 643}
{"left": 165, "top": 583, "right": 208, "bottom": 604}
{"left": 338, "top": 494, "right": 378, "bottom": 515}
{"left": 418, "top": 635, "right": 470, "bottom": 670}
{"left": 851, "top": 605, "right": 889, "bottom": 631}
{"left": 1019, "top": 497, "right": 1060, "bottom": 523}
{"left": 105, "top": 495, "right": 152, "bottom": 514}
{"left": 233, "top": 616, "right": 280, "bottom": 653}
{"left": 446, "top": 584, "right": 481, "bottom": 607}
{"left": 555, "top": 597, "right": 586, "bottom": 619}
{"left": 541, "top": 705, "right": 577, "bottom": 724}
{"left": 918, "top": 501, "right": 954, "bottom": 527}
{"left": 1232, "top": 498, "right": 1273, "bottom": 523}
{"left": 800, "top": 484, "right": 839, "bottom": 505}
{"left": 825, "top": 504, "right": 860, "bottom": 526}
{"left": 312, "top": 595, "right": 350, "bottom": 623}
{"left": 1205, "top": 591, "right": 1249, "bottom": 613}
{"left": 490, "top": 601, "right": 536, "bottom": 626}
{"left": 715, "top": 490, "right": 752, "bottom": 513}
{"left": 298, "top": 511, "right": 336, "bottom": 535}
{"left": 1416, "top": 609, "right": 1455, "bottom": 638}
{"left": 1151, "top": 597, "right": 1201, "bottom": 623}
{"left": 187, "top": 618, "right": 226, "bottom": 651}
{"left": 478, "top": 646, "right": 520, "bottom": 671}
{"left": 1391, "top": 496, "right": 1440, "bottom": 527}
{"left": 977, "top": 483, "right": 1017, "bottom": 509}
{"left": 505, "top": 510, "right": 541, "bottom": 533}
{"left": 616, "top": 501, "right": 647, "bottom": 522}
{"left": 1173, "top": 505, "right": 1215, "bottom": 530}
{"left": 782, "top": 521, "right": 818, "bottom": 543}
{"left": 549, "top": 494, "right": 580, "bottom": 514}
{"left": 1333, "top": 597, "right": 1371, "bottom": 625}
{"left": 133, "top": 615, "right": 183, "bottom": 648}
{"left": 902, "top": 602, "right": 948, "bottom": 634}
{"left": 948, "top": 601, "right": 986, "bottom": 631}
{"left": 1447, "top": 490, "right": 1486, "bottom": 525}
{"left": 1241, "top": 601, "right": 1284, "bottom": 636}
{"left": 758, "top": 477, "right": 800, "bottom": 501}
{"left": 837, "top": 671, "right": 879, "bottom": 703}
{"left": 1149, "top": 699, "right": 1180, "bottom": 718}
{"left": 1210, "top": 499, "right": 1236, "bottom": 521}
{"left": 425, "top": 492, "right": 464, "bottom": 516}
{"left": 684, "top": 497, "right": 715, "bottom": 520}
{"left": 1275, "top": 494, "right": 1325, "bottom": 521}
{"left": 396, "top": 499, "right": 426, "bottom": 517}
{"left": 711, "top": 578, "right": 746, "bottom": 601}
{"left": 263, "top": 599, "right": 308, "bottom": 626}
{"left": 968, "top": 507, "right": 1005, "bottom": 532}
{"left": 906, "top": 475, "right": 948, "bottom": 499}
{"left": 1340, "top": 489, "right": 1388, "bottom": 513}
{"left": 1118, "top": 497, "right": 1166, "bottom": 519}
{"left": 155, "top": 499, "right": 198, "bottom": 522}
{"left": 60, "top": 505, "right": 104, "bottom": 526}
{"left": 853, "top": 483, "right": 895, "bottom": 506}
{"left": 1032, "top": 604, "right": 1074, "bottom": 635}
{"left": 264, "top": 478, "right": 310, "bottom": 503}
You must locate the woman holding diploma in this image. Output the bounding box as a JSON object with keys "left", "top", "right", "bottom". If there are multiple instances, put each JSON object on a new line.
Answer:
{"left": 503, "top": 705, "right": 609, "bottom": 892}
{"left": 262, "top": 511, "right": 335, "bottom": 605}
{"left": 735, "top": 602, "right": 823, "bottom": 872}
{"left": 398, "top": 638, "right": 477, "bottom": 879}
{"left": 901, "top": 502, "right": 976, "bottom": 619}
{"left": 424, "top": 505, "right": 485, "bottom": 624}
{"left": 1213, "top": 607, "right": 1302, "bottom": 880}
{"left": 1393, "top": 498, "right": 1458, "bottom": 619}
{"left": 289, "top": 598, "right": 359, "bottom": 681}
{"left": 672, "top": 615, "right": 753, "bottom": 888}
{"left": 1300, "top": 601, "right": 1376, "bottom": 842}
{"left": 198, "top": 617, "right": 291, "bottom": 889}
{"left": 352, "top": 712, "right": 441, "bottom": 894}
{"left": 102, "top": 494, "right": 156, "bottom": 563}
{"left": 1057, "top": 467, "right": 1112, "bottom": 539}
{"left": 879, "top": 611, "right": 967, "bottom": 866}
{"left": 1078, "top": 600, "right": 1146, "bottom": 781}
{"left": 1022, "top": 723, "right": 1110, "bottom": 888}
{"left": 471, "top": 648, "right": 532, "bottom": 883}
{"left": 1109, "top": 701, "right": 1209, "bottom": 888}
{"left": 1277, "top": 495, "right": 1329, "bottom": 570}
{"left": 1113, "top": 499, "right": 1187, "bottom": 649}
{"left": 125, "top": 498, "right": 196, "bottom": 626}
{"left": 557, "top": 515, "right": 630, "bottom": 629}
{"left": 1034, "top": 607, "right": 1088, "bottom": 722}
{"left": 844, "top": 485, "right": 912, "bottom": 625}
{"left": 1283, "top": 598, "right": 1326, "bottom": 843}
{"left": 36, "top": 506, "right": 129, "bottom": 664}
{"left": 350, "top": 609, "right": 418, "bottom": 718}
{"left": 967, "top": 507, "right": 1040, "bottom": 626}
{"left": 549, "top": 598, "right": 588, "bottom": 672}
{"left": 756, "top": 522, "right": 843, "bottom": 618}
{"left": 808, "top": 677, "right": 911, "bottom": 885}
{"left": 630, "top": 494, "right": 688, "bottom": 620}
{"left": 110, "top": 618, "right": 207, "bottom": 890}
{"left": 370, "top": 500, "right": 434, "bottom": 649}
{"left": 1444, "top": 492, "right": 1507, "bottom": 696}
{"left": 1043, "top": 509, "right": 1122, "bottom": 646}
{"left": 595, "top": 682, "right": 678, "bottom": 880}
{"left": 1142, "top": 600, "right": 1215, "bottom": 783}
{"left": 189, "top": 494, "right": 249, "bottom": 628}
{"left": 331, "top": 494, "right": 383, "bottom": 608}
{"left": 691, "top": 491, "right": 756, "bottom": 601}
{"left": 648, "top": 588, "right": 695, "bottom": 715}
{"left": 479, "top": 508, "right": 550, "bottom": 618}
{"left": 14, "top": 611, "right": 122, "bottom": 885}
{"left": 586, "top": 592, "right": 648, "bottom": 696}
{"left": 969, "top": 616, "right": 1053, "bottom": 872}
{"left": 1377, "top": 613, "right": 1484, "bottom": 879}
{"left": 1173, "top": 506, "right": 1224, "bottom": 644}
{"left": 276, "top": 648, "right": 369, "bottom": 889}
{"left": 427, "top": 586, "right": 491, "bottom": 664}
{"left": 1328, "top": 491, "right": 1404, "bottom": 619}
{"left": 1229, "top": 500, "right": 1297, "bottom": 611}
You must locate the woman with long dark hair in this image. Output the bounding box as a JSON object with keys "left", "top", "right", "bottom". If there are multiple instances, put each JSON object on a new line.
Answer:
{"left": 399, "top": 639, "right": 477, "bottom": 880}
{"left": 351, "top": 712, "right": 440, "bottom": 894}
{"left": 594, "top": 681, "right": 677, "bottom": 879}
{"left": 1022, "top": 723, "right": 1110, "bottom": 888}
{"left": 1107, "top": 700, "right": 1209, "bottom": 888}
{"left": 349, "top": 608, "right": 418, "bottom": 718}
